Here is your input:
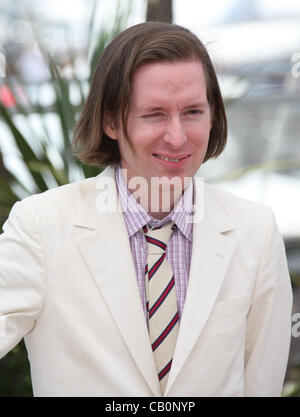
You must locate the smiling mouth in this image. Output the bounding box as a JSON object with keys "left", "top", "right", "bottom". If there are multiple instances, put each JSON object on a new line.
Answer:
{"left": 153, "top": 154, "right": 189, "bottom": 163}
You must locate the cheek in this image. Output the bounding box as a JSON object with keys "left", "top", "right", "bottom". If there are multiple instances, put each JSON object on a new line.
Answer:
{"left": 187, "top": 124, "right": 211, "bottom": 145}
{"left": 129, "top": 132, "right": 160, "bottom": 151}
{"left": 127, "top": 116, "right": 164, "bottom": 142}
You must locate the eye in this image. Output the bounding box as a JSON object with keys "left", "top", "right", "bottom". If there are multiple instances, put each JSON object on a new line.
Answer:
{"left": 141, "top": 112, "right": 165, "bottom": 121}
{"left": 187, "top": 109, "right": 203, "bottom": 115}
{"left": 143, "top": 113, "right": 162, "bottom": 118}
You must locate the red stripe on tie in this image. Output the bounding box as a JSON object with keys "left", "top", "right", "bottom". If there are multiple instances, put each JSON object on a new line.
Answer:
{"left": 158, "top": 359, "right": 173, "bottom": 381}
{"left": 146, "top": 236, "right": 167, "bottom": 251}
{"left": 152, "top": 312, "right": 179, "bottom": 351}
{"left": 149, "top": 276, "right": 175, "bottom": 318}
{"left": 148, "top": 253, "right": 166, "bottom": 280}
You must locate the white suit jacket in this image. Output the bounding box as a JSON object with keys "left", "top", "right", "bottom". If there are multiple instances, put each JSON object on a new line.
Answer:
{"left": 0, "top": 165, "right": 293, "bottom": 397}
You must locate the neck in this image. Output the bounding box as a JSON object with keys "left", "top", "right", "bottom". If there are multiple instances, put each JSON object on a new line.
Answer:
{"left": 146, "top": 186, "right": 183, "bottom": 219}
{"left": 124, "top": 174, "right": 191, "bottom": 219}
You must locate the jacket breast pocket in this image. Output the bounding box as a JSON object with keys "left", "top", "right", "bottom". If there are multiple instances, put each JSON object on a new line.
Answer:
{"left": 208, "top": 294, "right": 252, "bottom": 322}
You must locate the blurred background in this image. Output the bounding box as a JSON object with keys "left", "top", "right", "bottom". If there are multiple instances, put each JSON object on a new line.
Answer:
{"left": 0, "top": 0, "right": 299, "bottom": 396}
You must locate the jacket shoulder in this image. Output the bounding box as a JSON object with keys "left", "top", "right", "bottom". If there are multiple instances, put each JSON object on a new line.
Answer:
{"left": 204, "top": 182, "right": 274, "bottom": 227}
{"left": 17, "top": 176, "right": 98, "bottom": 218}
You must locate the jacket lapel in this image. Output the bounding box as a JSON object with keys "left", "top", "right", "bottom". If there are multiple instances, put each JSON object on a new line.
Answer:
{"left": 73, "top": 167, "right": 161, "bottom": 396}
{"left": 165, "top": 182, "right": 237, "bottom": 395}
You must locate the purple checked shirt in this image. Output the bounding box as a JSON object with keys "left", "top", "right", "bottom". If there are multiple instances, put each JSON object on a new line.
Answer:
{"left": 115, "top": 165, "right": 193, "bottom": 319}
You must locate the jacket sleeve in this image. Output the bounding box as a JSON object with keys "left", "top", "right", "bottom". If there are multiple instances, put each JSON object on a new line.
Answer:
{"left": 0, "top": 198, "right": 47, "bottom": 359}
{"left": 244, "top": 209, "right": 293, "bottom": 396}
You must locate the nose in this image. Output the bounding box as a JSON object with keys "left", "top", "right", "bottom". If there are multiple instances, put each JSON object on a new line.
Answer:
{"left": 163, "top": 116, "right": 187, "bottom": 149}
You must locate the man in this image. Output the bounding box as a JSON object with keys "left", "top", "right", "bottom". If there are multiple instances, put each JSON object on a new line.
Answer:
{"left": 0, "top": 22, "right": 292, "bottom": 396}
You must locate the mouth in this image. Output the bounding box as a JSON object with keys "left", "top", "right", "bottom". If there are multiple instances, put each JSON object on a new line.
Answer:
{"left": 152, "top": 153, "right": 190, "bottom": 163}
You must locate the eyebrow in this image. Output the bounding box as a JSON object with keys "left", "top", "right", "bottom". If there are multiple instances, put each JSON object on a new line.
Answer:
{"left": 140, "top": 106, "right": 164, "bottom": 112}
{"left": 183, "top": 102, "right": 209, "bottom": 109}
{"left": 139, "top": 102, "right": 208, "bottom": 112}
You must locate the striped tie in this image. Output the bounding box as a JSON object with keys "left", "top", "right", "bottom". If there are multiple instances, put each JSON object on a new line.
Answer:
{"left": 142, "top": 222, "right": 179, "bottom": 394}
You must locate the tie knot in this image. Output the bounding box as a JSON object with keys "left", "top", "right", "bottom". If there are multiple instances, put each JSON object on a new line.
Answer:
{"left": 142, "top": 221, "right": 174, "bottom": 254}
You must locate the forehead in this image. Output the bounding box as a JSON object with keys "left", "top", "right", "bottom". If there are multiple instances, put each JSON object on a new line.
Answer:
{"left": 129, "top": 60, "right": 208, "bottom": 107}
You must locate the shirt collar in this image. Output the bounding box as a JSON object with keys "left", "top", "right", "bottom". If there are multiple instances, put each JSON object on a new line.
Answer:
{"left": 116, "top": 164, "right": 193, "bottom": 241}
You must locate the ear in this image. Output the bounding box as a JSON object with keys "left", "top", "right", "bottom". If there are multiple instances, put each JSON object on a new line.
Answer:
{"left": 103, "top": 112, "right": 119, "bottom": 140}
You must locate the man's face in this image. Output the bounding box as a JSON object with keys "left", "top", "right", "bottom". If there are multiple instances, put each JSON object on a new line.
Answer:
{"left": 105, "top": 60, "right": 212, "bottom": 187}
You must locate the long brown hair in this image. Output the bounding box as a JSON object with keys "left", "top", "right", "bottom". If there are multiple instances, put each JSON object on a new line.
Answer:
{"left": 73, "top": 22, "right": 227, "bottom": 167}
